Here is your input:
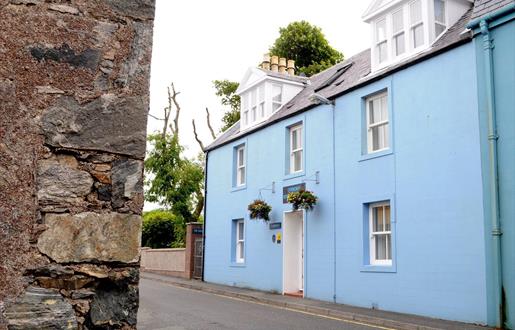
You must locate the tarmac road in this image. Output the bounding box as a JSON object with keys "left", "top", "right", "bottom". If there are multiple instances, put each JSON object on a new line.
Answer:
{"left": 138, "top": 277, "right": 389, "bottom": 330}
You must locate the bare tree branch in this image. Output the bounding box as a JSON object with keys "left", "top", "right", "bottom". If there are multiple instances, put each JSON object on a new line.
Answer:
{"left": 205, "top": 107, "right": 216, "bottom": 140}
{"left": 192, "top": 119, "right": 205, "bottom": 152}
{"left": 171, "top": 82, "right": 181, "bottom": 138}
{"left": 148, "top": 113, "right": 165, "bottom": 121}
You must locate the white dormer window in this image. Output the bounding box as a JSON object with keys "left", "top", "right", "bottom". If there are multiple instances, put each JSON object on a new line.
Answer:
{"left": 392, "top": 9, "right": 405, "bottom": 57}
{"left": 272, "top": 84, "right": 283, "bottom": 112}
{"left": 410, "top": 0, "right": 424, "bottom": 49}
{"left": 375, "top": 18, "right": 388, "bottom": 64}
{"left": 434, "top": 0, "right": 446, "bottom": 37}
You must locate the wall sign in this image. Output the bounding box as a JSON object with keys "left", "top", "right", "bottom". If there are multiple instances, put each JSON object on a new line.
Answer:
{"left": 192, "top": 227, "right": 203, "bottom": 235}
{"left": 269, "top": 222, "right": 282, "bottom": 230}
{"left": 283, "top": 183, "right": 306, "bottom": 203}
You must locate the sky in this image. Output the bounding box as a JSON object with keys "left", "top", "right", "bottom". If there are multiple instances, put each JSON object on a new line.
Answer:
{"left": 147, "top": 0, "right": 372, "bottom": 158}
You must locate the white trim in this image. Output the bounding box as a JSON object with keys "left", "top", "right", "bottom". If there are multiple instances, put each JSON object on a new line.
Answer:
{"left": 236, "top": 145, "right": 246, "bottom": 186}
{"left": 236, "top": 219, "right": 245, "bottom": 263}
{"left": 366, "top": 92, "right": 389, "bottom": 153}
{"left": 289, "top": 124, "right": 303, "bottom": 173}
{"left": 369, "top": 202, "right": 392, "bottom": 266}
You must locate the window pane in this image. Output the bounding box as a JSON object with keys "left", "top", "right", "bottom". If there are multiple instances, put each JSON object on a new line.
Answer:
{"left": 259, "top": 85, "right": 265, "bottom": 101}
{"left": 435, "top": 23, "right": 445, "bottom": 37}
{"left": 238, "top": 167, "right": 245, "bottom": 185}
{"left": 293, "top": 150, "right": 302, "bottom": 172}
{"left": 372, "top": 126, "right": 380, "bottom": 150}
{"left": 434, "top": 0, "right": 445, "bottom": 23}
{"left": 238, "top": 222, "right": 244, "bottom": 240}
{"left": 259, "top": 103, "right": 265, "bottom": 117}
{"left": 243, "top": 111, "right": 248, "bottom": 125}
{"left": 383, "top": 124, "right": 389, "bottom": 149}
{"left": 238, "top": 242, "right": 244, "bottom": 260}
{"left": 251, "top": 106, "right": 256, "bottom": 121}
{"left": 377, "top": 41, "right": 387, "bottom": 63}
{"left": 410, "top": 0, "right": 422, "bottom": 23}
{"left": 380, "top": 96, "right": 388, "bottom": 121}
{"left": 394, "top": 33, "right": 405, "bottom": 56}
{"left": 375, "top": 235, "right": 388, "bottom": 260}
{"left": 392, "top": 10, "right": 403, "bottom": 33}
{"left": 272, "top": 85, "right": 282, "bottom": 103}
{"left": 373, "top": 206, "right": 384, "bottom": 232}
{"left": 376, "top": 18, "right": 386, "bottom": 41}
{"left": 385, "top": 205, "right": 391, "bottom": 231}
{"left": 238, "top": 148, "right": 244, "bottom": 166}
{"left": 413, "top": 23, "right": 424, "bottom": 48}
{"left": 251, "top": 89, "right": 257, "bottom": 106}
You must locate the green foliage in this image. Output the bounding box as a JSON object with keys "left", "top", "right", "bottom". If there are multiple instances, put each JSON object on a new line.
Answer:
{"left": 269, "top": 21, "right": 344, "bottom": 76}
{"left": 145, "top": 133, "right": 204, "bottom": 222}
{"left": 213, "top": 80, "right": 241, "bottom": 132}
{"left": 248, "top": 199, "right": 272, "bottom": 221}
{"left": 287, "top": 189, "right": 318, "bottom": 211}
{"left": 142, "top": 210, "right": 182, "bottom": 248}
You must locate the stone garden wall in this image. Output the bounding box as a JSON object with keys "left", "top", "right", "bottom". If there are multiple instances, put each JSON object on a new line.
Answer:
{"left": 0, "top": 1, "right": 155, "bottom": 328}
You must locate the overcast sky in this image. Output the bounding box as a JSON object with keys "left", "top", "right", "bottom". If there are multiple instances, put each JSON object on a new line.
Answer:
{"left": 147, "top": 0, "right": 372, "bottom": 158}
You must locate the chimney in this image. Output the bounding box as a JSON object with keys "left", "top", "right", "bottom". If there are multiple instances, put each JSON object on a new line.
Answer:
{"left": 261, "top": 53, "right": 271, "bottom": 70}
{"left": 271, "top": 55, "right": 279, "bottom": 72}
{"left": 279, "top": 57, "right": 287, "bottom": 73}
{"left": 287, "top": 59, "right": 295, "bottom": 76}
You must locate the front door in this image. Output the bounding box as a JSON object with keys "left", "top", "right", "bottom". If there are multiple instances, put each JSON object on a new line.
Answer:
{"left": 283, "top": 211, "right": 304, "bottom": 297}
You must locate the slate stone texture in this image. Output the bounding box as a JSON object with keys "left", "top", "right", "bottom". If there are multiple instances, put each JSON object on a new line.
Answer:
{"left": 0, "top": 0, "right": 155, "bottom": 329}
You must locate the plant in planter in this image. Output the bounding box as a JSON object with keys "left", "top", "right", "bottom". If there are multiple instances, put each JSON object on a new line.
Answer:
{"left": 287, "top": 189, "right": 318, "bottom": 211}
{"left": 248, "top": 199, "right": 272, "bottom": 221}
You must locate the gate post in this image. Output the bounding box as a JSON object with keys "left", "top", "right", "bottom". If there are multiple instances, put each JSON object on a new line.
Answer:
{"left": 185, "top": 223, "right": 203, "bottom": 279}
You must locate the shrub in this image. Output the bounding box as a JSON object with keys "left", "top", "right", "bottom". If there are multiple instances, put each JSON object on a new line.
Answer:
{"left": 142, "top": 210, "right": 185, "bottom": 248}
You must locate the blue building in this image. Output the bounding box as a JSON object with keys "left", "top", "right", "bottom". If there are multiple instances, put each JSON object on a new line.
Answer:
{"left": 203, "top": 0, "right": 515, "bottom": 328}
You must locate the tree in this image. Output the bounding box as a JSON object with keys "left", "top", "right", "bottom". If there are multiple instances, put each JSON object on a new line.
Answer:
{"left": 145, "top": 83, "right": 206, "bottom": 223}
{"left": 213, "top": 80, "right": 240, "bottom": 132}
{"left": 269, "top": 21, "right": 344, "bottom": 76}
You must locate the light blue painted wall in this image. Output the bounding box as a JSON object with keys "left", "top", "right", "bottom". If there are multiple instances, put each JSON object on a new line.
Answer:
{"left": 205, "top": 42, "right": 488, "bottom": 324}
{"left": 473, "top": 16, "right": 515, "bottom": 329}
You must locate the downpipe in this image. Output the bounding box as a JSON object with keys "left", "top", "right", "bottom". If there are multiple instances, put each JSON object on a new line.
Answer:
{"left": 480, "top": 19, "right": 503, "bottom": 328}
{"left": 201, "top": 151, "right": 209, "bottom": 281}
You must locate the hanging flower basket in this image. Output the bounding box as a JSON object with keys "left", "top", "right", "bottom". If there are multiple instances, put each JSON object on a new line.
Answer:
{"left": 248, "top": 199, "right": 272, "bottom": 221}
{"left": 287, "top": 189, "right": 318, "bottom": 211}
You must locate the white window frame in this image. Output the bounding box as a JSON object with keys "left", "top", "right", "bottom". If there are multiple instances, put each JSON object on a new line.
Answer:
{"left": 392, "top": 9, "right": 405, "bottom": 57}
{"left": 366, "top": 92, "right": 389, "bottom": 153}
{"left": 259, "top": 85, "right": 265, "bottom": 118}
{"left": 375, "top": 17, "right": 388, "bottom": 64}
{"left": 236, "top": 145, "right": 245, "bottom": 186}
{"left": 289, "top": 124, "right": 303, "bottom": 173}
{"left": 369, "top": 202, "right": 392, "bottom": 266}
{"left": 433, "top": 0, "right": 446, "bottom": 37}
{"left": 236, "top": 219, "right": 245, "bottom": 263}
{"left": 409, "top": 0, "right": 424, "bottom": 49}
{"left": 272, "top": 84, "right": 283, "bottom": 112}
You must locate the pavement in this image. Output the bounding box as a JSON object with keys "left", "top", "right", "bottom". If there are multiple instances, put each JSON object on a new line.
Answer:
{"left": 139, "top": 272, "right": 490, "bottom": 330}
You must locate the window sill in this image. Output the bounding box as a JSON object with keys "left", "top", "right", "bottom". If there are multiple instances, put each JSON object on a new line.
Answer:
{"left": 231, "top": 185, "right": 247, "bottom": 192}
{"left": 359, "top": 149, "right": 393, "bottom": 162}
{"left": 283, "top": 171, "right": 305, "bottom": 181}
{"left": 360, "top": 264, "right": 396, "bottom": 273}
{"left": 230, "top": 262, "right": 246, "bottom": 268}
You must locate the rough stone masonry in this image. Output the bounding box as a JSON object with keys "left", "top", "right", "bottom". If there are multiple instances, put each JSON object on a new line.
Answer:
{"left": 0, "top": 0, "right": 155, "bottom": 328}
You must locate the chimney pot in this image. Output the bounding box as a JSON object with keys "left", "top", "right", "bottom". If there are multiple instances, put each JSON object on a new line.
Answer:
{"left": 271, "top": 55, "right": 279, "bottom": 72}
{"left": 261, "top": 53, "right": 271, "bottom": 70}
{"left": 287, "top": 59, "right": 295, "bottom": 76}
{"left": 279, "top": 57, "right": 287, "bottom": 73}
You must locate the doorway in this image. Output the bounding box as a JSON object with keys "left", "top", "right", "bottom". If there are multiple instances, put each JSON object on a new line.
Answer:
{"left": 283, "top": 210, "right": 304, "bottom": 297}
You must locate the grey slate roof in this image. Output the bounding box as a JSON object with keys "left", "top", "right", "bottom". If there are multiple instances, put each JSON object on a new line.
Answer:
{"left": 471, "top": 0, "right": 514, "bottom": 20}
{"left": 206, "top": 2, "right": 497, "bottom": 152}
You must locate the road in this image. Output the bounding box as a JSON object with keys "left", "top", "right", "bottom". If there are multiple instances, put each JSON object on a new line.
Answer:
{"left": 138, "top": 278, "right": 386, "bottom": 330}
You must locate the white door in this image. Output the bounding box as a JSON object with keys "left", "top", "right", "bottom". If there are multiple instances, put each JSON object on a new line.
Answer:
{"left": 283, "top": 211, "right": 304, "bottom": 295}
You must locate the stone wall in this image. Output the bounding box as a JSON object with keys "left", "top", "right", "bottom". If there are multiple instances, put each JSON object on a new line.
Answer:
{"left": 0, "top": 1, "right": 155, "bottom": 329}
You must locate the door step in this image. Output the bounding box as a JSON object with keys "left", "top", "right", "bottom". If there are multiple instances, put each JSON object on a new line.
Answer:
{"left": 284, "top": 291, "right": 303, "bottom": 298}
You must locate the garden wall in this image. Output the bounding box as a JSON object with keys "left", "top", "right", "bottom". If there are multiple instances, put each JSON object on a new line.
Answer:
{"left": 0, "top": 1, "right": 155, "bottom": 328}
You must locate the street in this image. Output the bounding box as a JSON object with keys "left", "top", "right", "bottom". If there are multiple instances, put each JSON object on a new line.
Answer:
{"left": 138, "top": 278, "right": 387, "bottom": 330}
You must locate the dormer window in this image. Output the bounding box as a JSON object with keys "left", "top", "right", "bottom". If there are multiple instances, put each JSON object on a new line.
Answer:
{"left": 434, "top": 0, "right": 446, "bottom": 37}
{"left": 375, "top": 18, "right": 388, "bottom": 63}
{"left": 272, "top": 84, "right": 283, "bottom": 112}
{"left": 410, "top": 0, "right": 424, "bottom": 49}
